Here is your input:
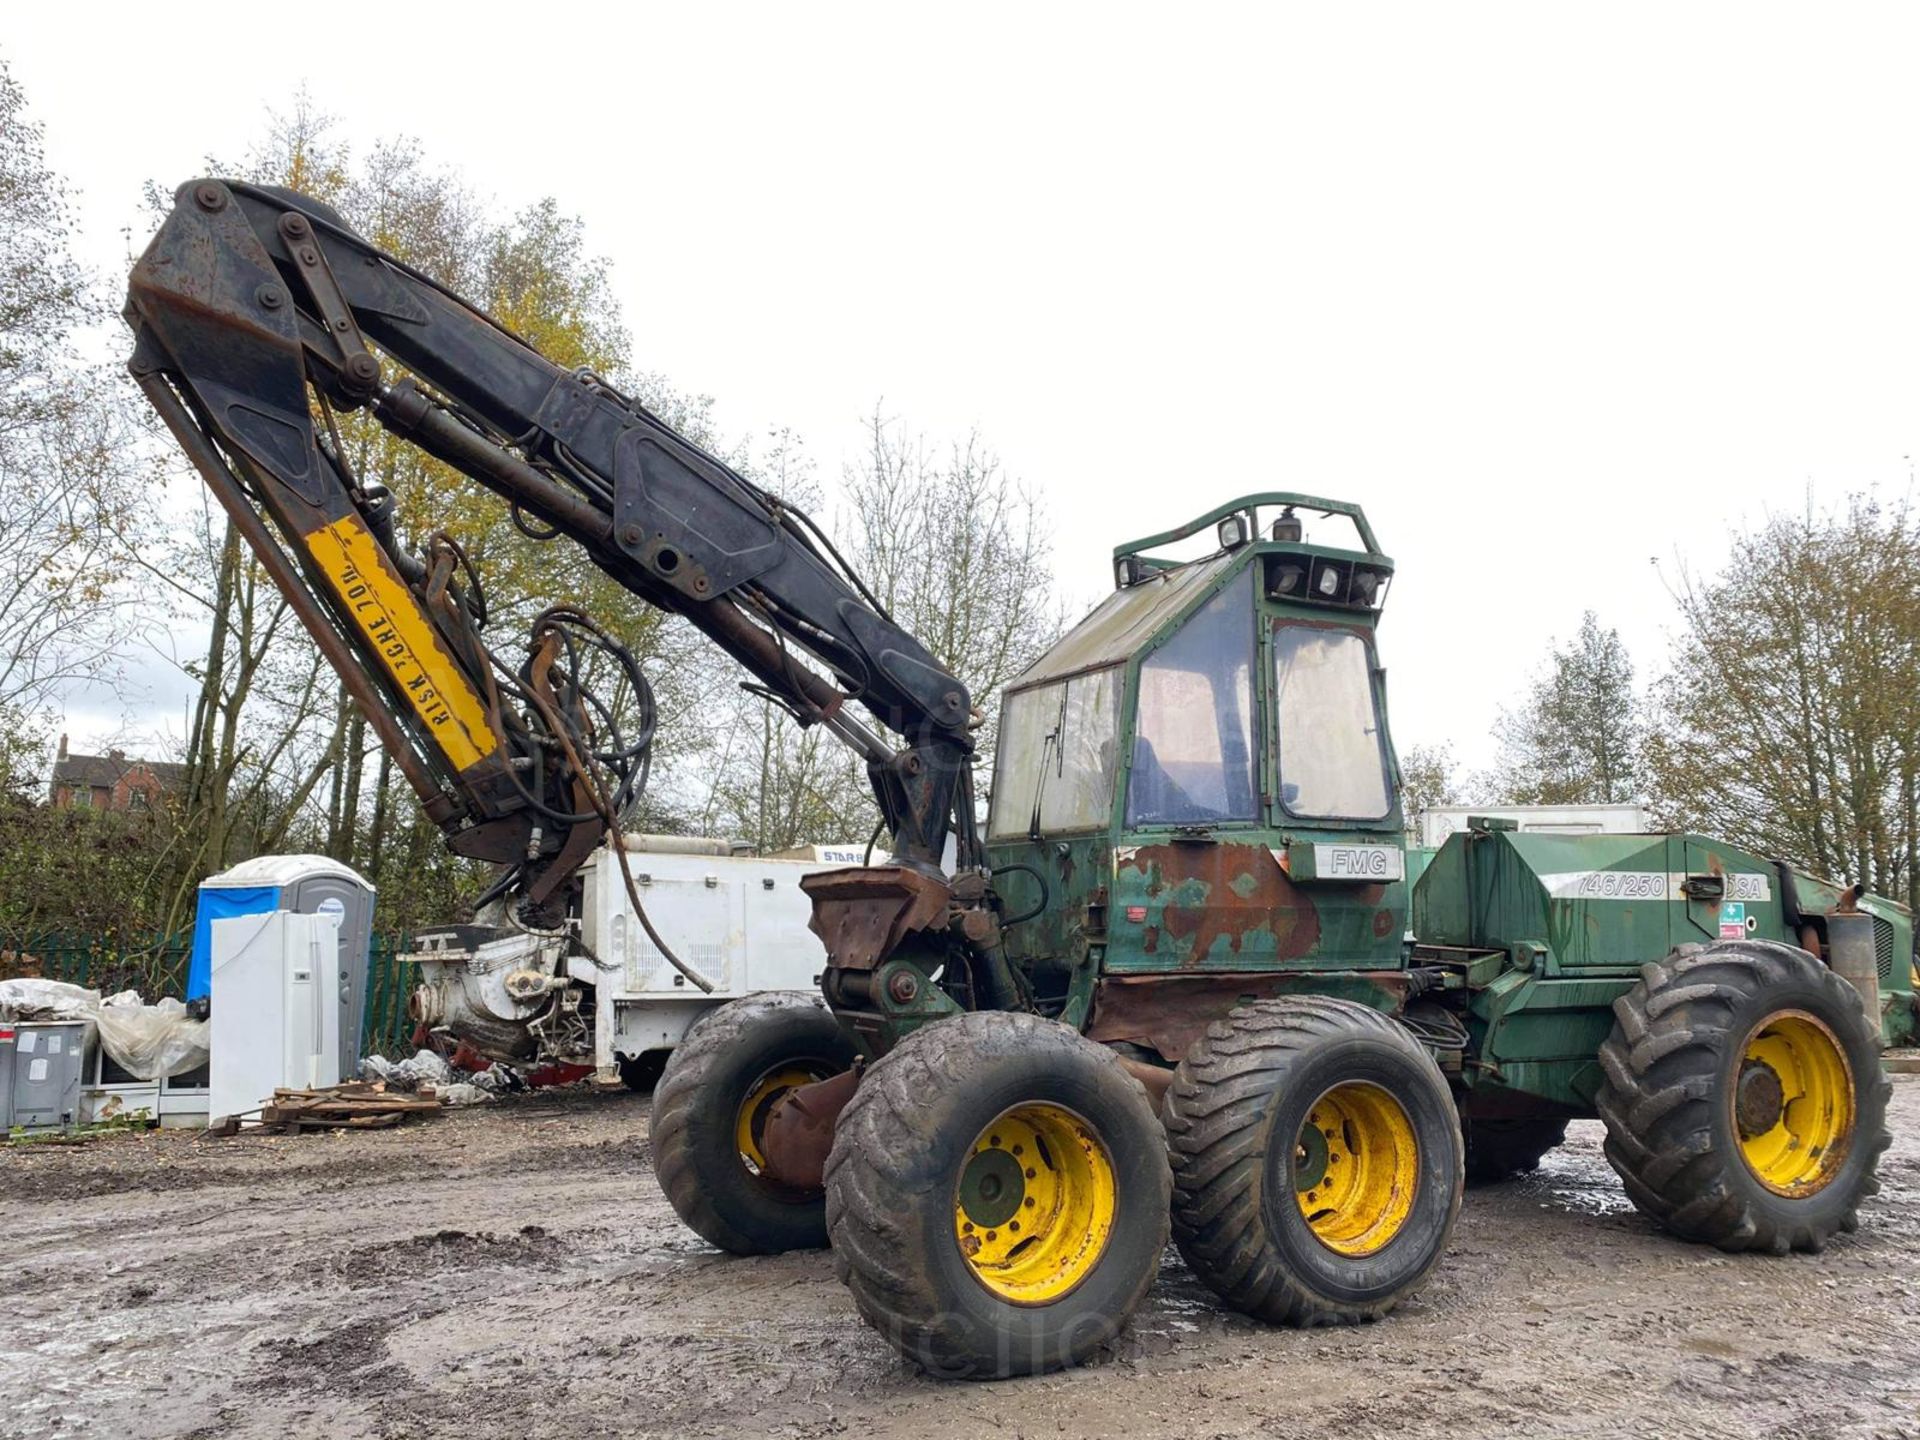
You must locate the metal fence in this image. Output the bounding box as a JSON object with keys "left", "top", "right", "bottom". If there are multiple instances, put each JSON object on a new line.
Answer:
{"left": 361, "top": 934, "right": 418, "bottom": 1058}
{"left": 3, "top": 930, "right": 418, "bottom": 1059}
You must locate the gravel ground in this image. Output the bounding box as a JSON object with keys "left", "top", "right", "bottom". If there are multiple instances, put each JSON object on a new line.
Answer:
{"left": 4, "top": 1077, "right": 1918, "bottom": 1439}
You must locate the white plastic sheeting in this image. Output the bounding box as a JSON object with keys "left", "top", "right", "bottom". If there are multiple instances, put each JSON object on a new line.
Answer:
{"left": 359, "top": 1049, "right": 516, "bottom": 1102}
{"left": 358, "top": 1048, "right": 455, "bottom": 1091}
{"left": 0, "top": 978, "right": 210, "bottom": 1080}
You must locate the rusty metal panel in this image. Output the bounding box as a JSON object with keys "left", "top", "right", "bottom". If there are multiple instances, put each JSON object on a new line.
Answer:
{"left": 1086, "top": 971, "right": 1407, "bottom": 1062}
{"left": 1105, "top": 840, "right": 1407, "bottom": 973}
{"left": 799, "top": 866, "right": 949, "bottom": 972}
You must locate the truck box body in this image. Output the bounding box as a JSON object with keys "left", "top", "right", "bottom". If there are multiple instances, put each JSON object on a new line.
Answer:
{"left": 1417, "top": 803, "right": 1652, "bottom": 851}
{"left": 575, "top": 838, "right": 845, "bottom": 1073}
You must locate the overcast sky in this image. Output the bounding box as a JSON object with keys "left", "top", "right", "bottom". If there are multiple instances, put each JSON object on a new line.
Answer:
{"left": 9, "top": 4, "right": 1919, "bottom": 781}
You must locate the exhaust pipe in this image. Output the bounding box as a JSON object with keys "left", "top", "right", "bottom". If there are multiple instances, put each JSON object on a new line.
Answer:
{"left": 1828, "top": 909, "right": 1882, "bottom": 1046}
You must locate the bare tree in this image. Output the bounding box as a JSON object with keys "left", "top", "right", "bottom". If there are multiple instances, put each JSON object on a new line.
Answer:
{"left": 1644, "top": 493, "right": 1920, "bottom": 911}
{"left": 695, "top": 406, "right": 1064, "bottom": 851}
{"left": 0, "top": 58, "right": 142, "bottom": 720}
{"left": 843, "top": 405, "right": 1060, "bottom": 735}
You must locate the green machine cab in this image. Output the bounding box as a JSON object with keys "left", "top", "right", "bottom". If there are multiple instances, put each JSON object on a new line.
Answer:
{"left": 969, "top": 491, "right": 1898, "bottom": 1278}
{"left": 986, "top": 493, "right": 1416, "bottom": 1053}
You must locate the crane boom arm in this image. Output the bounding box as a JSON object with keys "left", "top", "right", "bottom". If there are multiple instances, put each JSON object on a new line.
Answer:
{"left": 125, "top": 179, "right": 982, "bottom": 962}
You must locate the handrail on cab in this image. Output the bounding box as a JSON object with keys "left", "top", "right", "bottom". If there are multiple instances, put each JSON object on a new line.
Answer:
{"left": 1113, "top": 492, "right": 1382, "bottom": 561}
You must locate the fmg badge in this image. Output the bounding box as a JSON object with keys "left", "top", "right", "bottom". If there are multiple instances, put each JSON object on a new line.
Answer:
{"left": 1311, "top": 844, "right": 1405, "bottom": 882}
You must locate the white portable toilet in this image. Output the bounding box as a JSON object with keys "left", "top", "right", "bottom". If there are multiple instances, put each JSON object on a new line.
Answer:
{"left": 209, "top": 911, "right": 342, "bottom": 1123}
{"left": 190, "top": 855, "right": 375, "bottom": 1076}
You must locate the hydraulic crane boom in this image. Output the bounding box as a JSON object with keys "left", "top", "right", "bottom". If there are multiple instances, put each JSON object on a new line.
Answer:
{"left": 126, "top": 179, "right": 992, "bottom": 1000}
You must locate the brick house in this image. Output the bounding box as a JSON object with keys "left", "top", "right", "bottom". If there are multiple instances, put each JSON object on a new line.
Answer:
{"left": 48, "top": 735, "right": 188, "bottom": 812}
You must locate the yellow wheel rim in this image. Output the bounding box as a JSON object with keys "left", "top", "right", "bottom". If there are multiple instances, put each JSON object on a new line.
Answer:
{"left": 1294, "top": 1082, "right": 1419, "bottom": 1256}
{"left": 953, "top": 1103, "right": 1117, "bottom": 1305}
{"left": 1735, "top": 1009, "right": 1855, "bottom": 1196}
{"left": 734, "top": 1064, "right": 829, "bottom": 1176}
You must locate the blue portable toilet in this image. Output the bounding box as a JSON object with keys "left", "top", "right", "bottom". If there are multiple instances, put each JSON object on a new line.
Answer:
{"left": 189, "top": 855, "right": 376, "bottom": 1072}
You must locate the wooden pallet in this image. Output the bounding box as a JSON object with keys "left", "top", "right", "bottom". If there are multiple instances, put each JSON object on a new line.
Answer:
{"left": 215, "top": 1080, "right": 444, "bottom": 1135}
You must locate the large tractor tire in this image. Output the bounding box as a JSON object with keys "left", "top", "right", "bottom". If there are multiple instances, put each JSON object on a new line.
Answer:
{"left": 1463, "top": 1113, "right": 1569, "bottom": 1184}
{"left": 825, "top": 1011, "right": 1170, "bottom": 1379}
{"left": 651, "top": 992, "right": 858, "bottom": 1255}
{"left": 1164, "top": 996, "right": 1463, "bottom": 1325}
{"left": 1596, "top": 939, "right": 1891, "bottom": 1253}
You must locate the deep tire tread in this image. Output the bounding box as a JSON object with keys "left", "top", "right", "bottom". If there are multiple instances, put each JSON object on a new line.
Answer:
{"left": 1165, "top": 996, "right": 1464, "bottom": 1327}
{"left": 651, "top": 991, "right": 852, "bottom": 1255}
{"left": 1595, "top": 938, "right": 1892, "bottom": 1253}
{"left": 826, "top": 1011, "right": 1170, "bottom": 1378}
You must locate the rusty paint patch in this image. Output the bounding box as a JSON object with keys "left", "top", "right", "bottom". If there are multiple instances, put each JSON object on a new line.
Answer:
{"left": 1373, "top": 907, "right": 1396, "bottom": 939}
{"left": 1134, "top": 843, "right": 1321, "bottom": 967}
{"left": 1142, "top": 925, "right": 1159, "bottom": 954}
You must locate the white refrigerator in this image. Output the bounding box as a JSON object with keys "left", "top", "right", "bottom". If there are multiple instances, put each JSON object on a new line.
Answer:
{"left": 209, "top": 910, "right": 342, "bottom": 1123}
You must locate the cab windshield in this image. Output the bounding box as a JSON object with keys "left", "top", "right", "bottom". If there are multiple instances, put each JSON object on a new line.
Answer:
{"left": 1274, "top": 625, "right": 1390, "bottom": 819}
{"left": 1127, "top": 569, "right": 1257, "bottom": 826}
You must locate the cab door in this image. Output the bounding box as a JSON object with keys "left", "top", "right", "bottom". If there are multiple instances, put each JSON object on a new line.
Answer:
{"left": 1262, "top": 617, "right": 1407, "bottom": 966}
{"left": 1109, "top": 567, "right": 1295, "bottom": 971}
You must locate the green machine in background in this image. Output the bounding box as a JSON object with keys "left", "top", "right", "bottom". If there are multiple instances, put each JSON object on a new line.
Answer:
{"left": 1415, "top": 823, "right": 1915, "bottom": 1110}
{"left": 1413, "top": 822, "right": 1908, "bottom": 1212}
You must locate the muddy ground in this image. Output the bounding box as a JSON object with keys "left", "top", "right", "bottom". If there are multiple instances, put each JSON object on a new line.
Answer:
{"left": 5, "top": 1078, "right": 1919, "bottom": 1440}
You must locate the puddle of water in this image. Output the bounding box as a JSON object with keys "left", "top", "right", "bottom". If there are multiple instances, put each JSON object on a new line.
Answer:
{"left": 1525, "top": 1148, "right": 1639, "bottom": 1218}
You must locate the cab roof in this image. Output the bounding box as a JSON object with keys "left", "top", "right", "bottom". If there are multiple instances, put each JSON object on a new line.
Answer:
{"left": 1007, "top": 554, "right": 1232, "bottom": 694}
{"left": 1009, "top": 492, "right": 1389, "bottom": 697}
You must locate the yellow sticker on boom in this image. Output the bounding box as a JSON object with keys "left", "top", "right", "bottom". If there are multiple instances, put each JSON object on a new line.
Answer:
{"left": 303, "top": 517, "right": 499, "bottom": 772}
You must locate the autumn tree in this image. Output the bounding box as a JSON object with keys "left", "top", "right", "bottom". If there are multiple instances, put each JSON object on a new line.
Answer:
{"left": 1487, "top": 611, "right": 1640, "bottom": 805}
{"left": 117, "top": 100, "right": 712, "bottom": 932}
{"left": 1397, "top": 741, "right": 1464, "bottom": 833}
{"left": 1643, "top": 494, "right": 1920, "bottom": 912}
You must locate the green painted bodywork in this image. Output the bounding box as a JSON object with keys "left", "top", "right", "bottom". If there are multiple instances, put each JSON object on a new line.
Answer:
{"left": 968, "top": 493, "right": 1915, "bottom": 1122}
{"left": 1411, "top": 825, "right": 1916, "bottom": 1110}
{"left": 986, "top": 494, "right": 1409, "bottom": 1048}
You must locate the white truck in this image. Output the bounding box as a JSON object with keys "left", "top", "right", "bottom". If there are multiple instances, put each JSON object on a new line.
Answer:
{"left": 1416, "top": 801, "right": 1652, "bottom": 850}
{"left": 406, "top": 834, "right": 860, "bottom": 1087}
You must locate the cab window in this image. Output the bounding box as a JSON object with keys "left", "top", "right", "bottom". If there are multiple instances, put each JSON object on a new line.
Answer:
{"left": 1127, "top": 570, "right": 1257, "bottom": 826}
{"left": 988, "top": 666, "right": 1123, "bottom": 837}
{"left": 1273, "top": 625, "right": 1390, "bottom": 820}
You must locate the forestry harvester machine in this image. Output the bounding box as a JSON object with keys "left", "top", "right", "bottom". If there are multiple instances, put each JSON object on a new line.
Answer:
{"left": 127, "top": 178, "right": 1907, "bottom": 1379}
